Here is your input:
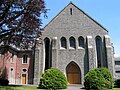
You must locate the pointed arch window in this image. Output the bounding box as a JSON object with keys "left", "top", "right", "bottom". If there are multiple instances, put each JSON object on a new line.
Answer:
{"left": 60, "top": 37, "right": 67, "bottom": 49}
{"left": 70, "top": 8, "right": 72, "bottom": 15}
{"left": 78, "top": 36, "right": 84, "bottom": 48}
{"left": 69, "top": 37, "right": 76, "bottom": 49}
{"left": 44, "top": 37, "right": 51, "bottom": 70}
{"left": 96, "top": 36, "right": 102, "bottom": 68}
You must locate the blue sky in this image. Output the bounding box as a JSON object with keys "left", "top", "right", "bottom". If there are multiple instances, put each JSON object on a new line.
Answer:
{"left": 42, "top": 0, "right": 120, "bottom": 57}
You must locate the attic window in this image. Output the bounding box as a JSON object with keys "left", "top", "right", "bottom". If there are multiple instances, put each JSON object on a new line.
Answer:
{"left": 70, "top": 8, "right": 72, "bottom": 15}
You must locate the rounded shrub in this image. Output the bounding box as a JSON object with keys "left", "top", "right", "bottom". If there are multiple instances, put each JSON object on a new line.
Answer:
{"left": 0, "top": 78, "right": 9, "bottom": 86}
{"left": 39, "top": 67, "right": 68, "bottom": 90}
{"left": 84, "top": 68, "right": 114, "bottom": 90}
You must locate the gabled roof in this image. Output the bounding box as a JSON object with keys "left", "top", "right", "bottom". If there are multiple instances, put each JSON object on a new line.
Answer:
{"left": 44, "top": 2, "right": 108, "bottom": 32}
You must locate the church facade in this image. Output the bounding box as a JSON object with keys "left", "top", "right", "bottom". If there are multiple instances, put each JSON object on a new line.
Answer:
{"left": 33, "top": 2, "right": 115, "bottom": 85}
{"left": 0, "top": 2, "right": 115, "bottom": 85}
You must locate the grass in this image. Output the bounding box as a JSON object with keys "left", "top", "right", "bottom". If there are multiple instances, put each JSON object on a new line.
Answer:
{"left": 0, "top": 85, "right": 41, "bottom": 90}
{"left": 113, "top": 88, "right": 120, "bottom": 90}
{"left": 0, "top": 86, "right": 120, "bottom": 90}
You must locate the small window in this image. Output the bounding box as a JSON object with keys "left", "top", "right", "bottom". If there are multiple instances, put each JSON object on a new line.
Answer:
{"left": 116, "top": 71, "right": 120, "bottom": 73}
{"left": 70, "top": 8, "right": 72, "bottom": 15}
{"left": 115, "top": 61, "right": 120, "bottom": 65}
{"left": 22, "top": 55, "right": 28, "bottom": 64}
{"left": 23, "top": 69, "right": 27, "bottom": 72}
{"left": 69, "top": 37, "right": 76, "bottom": 48}
{"left": 61, "top": 37, "right": 67, "bottom": 49}
{"left": 78, "top": 36, "right": 84, "bottom": 48}
{"left": 10, "top": 53, "right": 14, "bottom": 63}
{"left": 11, "top": 68, "right": 13, "bottom": 71}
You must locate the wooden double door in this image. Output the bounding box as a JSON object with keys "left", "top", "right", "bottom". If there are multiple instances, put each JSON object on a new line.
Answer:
{"left": 66, "top": 62, "right": 81, "bottom": 84}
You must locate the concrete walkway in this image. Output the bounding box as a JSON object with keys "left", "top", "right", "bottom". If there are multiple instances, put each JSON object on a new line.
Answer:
{"left": 9, "top": 84, "right": 85, "bottom": 90}
{"left": 65, "top": 84, "right": 85, "bottom": 90}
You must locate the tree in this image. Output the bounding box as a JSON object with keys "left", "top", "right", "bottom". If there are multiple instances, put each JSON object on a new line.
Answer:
{"left": 0, "top": 0, "right": 47, "bottom": 49}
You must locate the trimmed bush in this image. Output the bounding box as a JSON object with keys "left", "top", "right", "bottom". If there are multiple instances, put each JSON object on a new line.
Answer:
{"left": 39, "top": 67, "right": 68, "bottom": 90}
{"left": 84, "top": 68, "right": 114, "bottom": 90}
{"left": 0, "top": 78, "right": 9, "bottom": 86}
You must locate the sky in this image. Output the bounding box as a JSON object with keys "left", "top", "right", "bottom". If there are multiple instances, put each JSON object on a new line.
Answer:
{"left": 41, "top": 0, "right": 120, "bottom": 57}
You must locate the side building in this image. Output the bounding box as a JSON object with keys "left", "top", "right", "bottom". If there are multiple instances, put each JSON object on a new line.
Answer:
{"left": 0, "top": 46, "right": 34, "bottom": 84}
{"left": 114, "top": 57, "right": 120, "bottom": 79}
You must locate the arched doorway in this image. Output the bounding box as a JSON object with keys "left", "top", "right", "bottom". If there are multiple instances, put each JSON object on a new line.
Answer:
{"left": 66, "top": 61, "right": 81, "bottom": 84}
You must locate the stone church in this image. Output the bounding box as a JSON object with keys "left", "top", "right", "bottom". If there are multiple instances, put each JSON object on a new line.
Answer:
{"left": 0, "top": 2, "right": 114, "bottom": 85}
{"left": 33, "top": 2, "right": 115, "bottom": 85}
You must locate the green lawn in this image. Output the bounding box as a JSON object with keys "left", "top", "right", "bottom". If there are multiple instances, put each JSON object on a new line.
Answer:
{"left": 113, "top": 88, "right": 120, "bottom": 90}
{"left": 0, "top": 86, "right": 41, "bottom": 90}
{"left": 0, "top": 86, "right": 120, "bottom": 90}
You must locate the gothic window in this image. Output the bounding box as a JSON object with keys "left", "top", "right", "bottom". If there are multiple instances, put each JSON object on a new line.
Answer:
{"left": 78, "top": 36, "right": 84, "bottom": 48}
{"left": 60, "top": 37, "right": 67, "bottom": 49}
{"left": 96, "top": 36, "right": 102, "bottom": 68}
{"left": 70, "top": 8, "right": 72, "bottom": 15}
{"left": 44, "top": 38, "right": 51, "bottom": 70}
{"left": 22, "top": 55, "right": 28, "bottom": 64}
{"left": 69, "top": 37, "right": 76, "bottom": 48}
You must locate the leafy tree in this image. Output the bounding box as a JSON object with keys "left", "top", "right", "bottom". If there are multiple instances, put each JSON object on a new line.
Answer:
{"left": 0, "top": 0, "right": 47, "bottom": 49}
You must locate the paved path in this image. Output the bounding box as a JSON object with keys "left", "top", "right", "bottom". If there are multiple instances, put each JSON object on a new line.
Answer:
{"left": 10, "top": 84, "right": 85, "bottom": 90}
{"left": 64, "top": 84, "right": 85, "bottom": 90}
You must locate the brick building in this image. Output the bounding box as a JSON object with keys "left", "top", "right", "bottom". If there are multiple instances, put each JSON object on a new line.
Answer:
{"left": 0, "top": 46, "right": 34, "bottom": 84}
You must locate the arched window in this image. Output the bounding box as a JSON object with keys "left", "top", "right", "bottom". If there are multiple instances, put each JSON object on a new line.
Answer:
{"left": 96, "top": 36, "right": 102, "bottom": 68}
{"left": 60, "top": 37, "right": 67, "bottom": 49}
{"left": 44, "top": 38, "right": 51, "bottom": 70}
{"left": 78, "top": 36, "right": 84, "bottom": 48}
{"left": 69, "top": 37, "right": 76, "bottom": 48}
{"left": 70, "top": 8, "right": 72, "bottom": 15}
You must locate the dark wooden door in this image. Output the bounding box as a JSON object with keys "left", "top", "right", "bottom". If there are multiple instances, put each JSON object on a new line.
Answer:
{"left": 67, "top": 63, "right": 80, "bottom": 84}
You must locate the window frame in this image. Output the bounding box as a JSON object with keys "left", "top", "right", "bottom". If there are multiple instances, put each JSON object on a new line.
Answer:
{"left": 78, "top": 36, "right": 84, "bottom": 48}
{"left": 60, "top": 37, "right": 67, "bottom": 49}
{"left": 69, "top": 37, "right": 76, "bottom": 49}
{"left": 22, "top": 54, "right": 28, "bottom": 64}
